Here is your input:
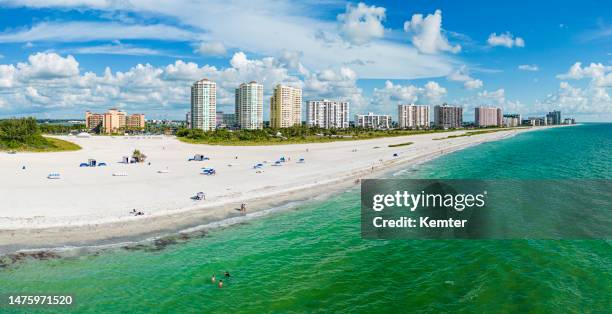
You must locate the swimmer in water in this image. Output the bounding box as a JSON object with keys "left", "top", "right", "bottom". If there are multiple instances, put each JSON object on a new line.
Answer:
{"left": 224, "top": 271, "right": 231, "bottom": 278}
{"left": 218, "top": 280, "right": 223, "bottom": 288}
{"left": 211, "top": 274, "right": 216, "bottom": 283}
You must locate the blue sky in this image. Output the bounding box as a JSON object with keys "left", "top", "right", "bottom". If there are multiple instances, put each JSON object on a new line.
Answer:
{"left": 0, "top": 0, "right": 610, "bottom": 121}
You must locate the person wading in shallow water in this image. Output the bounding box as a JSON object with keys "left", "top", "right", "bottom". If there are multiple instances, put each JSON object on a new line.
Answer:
{"left": 211, "top": 274, "right": 216, "bottom": 284}
{"left": 218, "top": 280, "right": 223, "bottom": 288}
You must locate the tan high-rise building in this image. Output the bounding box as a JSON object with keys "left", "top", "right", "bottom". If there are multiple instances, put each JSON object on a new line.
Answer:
{"left": 434, "top": 104, "right": 463, "bottom": 129}
{"left": 475, "top": 107, "right": 503, "bottom": 127}
{"left": 270, "top": 85, "right": 302, "bottom": 128}
{"left": 398, "top": 104, "right": 430, "bottom": 129}
{"left": 85, "top": 111, "right": 104, "bottom": 131}
{"left": 191, "top": 78, "right": 217, "bottom": 131}
{"left": 103, "top": 108, "right": 126, "bottom": 133}
{"left": 126, "top": 114, "right": 146, "bottom": 130}
{"left": 85, "top": 109, "right": 145, "bottom": 134}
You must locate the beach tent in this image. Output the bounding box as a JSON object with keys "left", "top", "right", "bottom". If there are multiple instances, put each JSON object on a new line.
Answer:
{"left": 98, "top": 162, "right": 107, "bottom": 166}
{"left": 190, "top": 154, "right": 209, "bottom": 161}
{"left": 273, "top": 161, "right": 283, "bottom": 166}
{"left": 79, "top": 163, "right": 89, "bottom": 167}
{"left": 279, "top": 156, "right": 286, "bottom": 162}
{"left": 297, "top": 158, "right": 305, "bottom": 163}
{"left": 253, "top": 163, "right": 264, "bottom": 169}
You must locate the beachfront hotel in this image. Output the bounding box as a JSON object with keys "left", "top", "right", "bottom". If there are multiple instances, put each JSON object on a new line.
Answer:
{"left": 85, "top": 109, "right": 145, "bottom": 134}
{"left": 191, "top": 78, "right": 217, "bottom": 131}
{"left": 307, "top": 99, "right": 350, "bottom": 129}
{"left": 546, "top": 110, "right": 562, "bottom": 125}
{"left": 503, "top": 114, "right": 522, "bottom": 127}
{"left": 270, "top": 85, "right": 302, "bottom": 128}
{"left": 434, "top": 104, "right": 463, "bottom": 129}
{"left": 398, "top": 104, "right": 430, "bottom": 129}
{"left": 475, "top": 107, "right": 503, "bottom": 127}
{"left": 235, "top": 81, "right": 264, "bottom": 130}
{"left": 355, "top": 113, "right": 392, "bottom": 130}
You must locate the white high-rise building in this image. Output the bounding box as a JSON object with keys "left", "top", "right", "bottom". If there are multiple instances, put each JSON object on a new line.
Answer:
{"left": 307, "top": 99, "right": 350, "bottom": 129}
{"left": 191, "top": 79, "right": 216, "bottom": 131}
{"left": 355, "top": 113, "right": 392, "bottom": 130}
{"left": 235, "top": 81, "right": 264, "bottom": 130}
{"left": 270, "top": 85, "right": 302, "bottom": 128}
{"left": 398, "top": 104, "right": 430, "bottom": 129}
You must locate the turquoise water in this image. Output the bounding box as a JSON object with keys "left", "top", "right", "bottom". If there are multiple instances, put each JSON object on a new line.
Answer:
{"left": 1, "top": 124, "right": 610, "bottom": 313}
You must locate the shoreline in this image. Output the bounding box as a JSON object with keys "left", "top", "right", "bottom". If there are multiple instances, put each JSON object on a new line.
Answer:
{"left": 0, "top": 126, "right": 566, "bottom": 255}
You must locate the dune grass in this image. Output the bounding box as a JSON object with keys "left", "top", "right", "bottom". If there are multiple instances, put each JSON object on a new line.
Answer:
{"left": 388, "top": 142, "right": 414, "bottom": 147}
{"left": 0, "top": 137, "right": 81, "bottom": 152}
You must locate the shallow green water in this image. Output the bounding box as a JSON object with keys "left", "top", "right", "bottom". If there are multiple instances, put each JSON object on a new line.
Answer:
{"left": 1, "top": 124, "right": 610, "bottom": 313}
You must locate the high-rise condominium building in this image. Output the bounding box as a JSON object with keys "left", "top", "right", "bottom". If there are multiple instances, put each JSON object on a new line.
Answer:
{"left": 191, "top": 78, "right": 217, "bottom": 131}
{"left": 355, "top": 113, "right": 392, "bottom": 129}
{"left": 307, "top": 99, "right": 350, "bottom": 129}
{"left": 503, "top": 114, "right": 521, "bottom": 127}
{"left": 86, "top": 109, "right": 145, "bottom": 134}
{"left": 270, "top": 85, "right": 302, "bottom": 128}
{"left": 434, "top": 104, "right": 463, "bottom": 129}
{"left": 398, "top": 104, "right": 430, "bottom": 129}
{"left": 475, "top": 107, "right": 503, "bottom": 127}
{"left": 546, "top": 110, "right": 561, "bottom": 125}
{"left": 235, "top": 81, "right": 264, "bottom": 129}
{"left": 126, "top": 114, "right": 145, "bottom": 130}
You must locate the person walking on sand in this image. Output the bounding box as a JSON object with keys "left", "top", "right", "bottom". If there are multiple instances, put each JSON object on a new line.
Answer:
{"left": 218, "top": 280, "right": 223, "bottom": 288}
{"left": 211, "top": 274, "right": 216, "bottom": 283}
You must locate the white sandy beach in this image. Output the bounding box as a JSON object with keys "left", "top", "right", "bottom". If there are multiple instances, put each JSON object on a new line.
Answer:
{"left": 0, "top": 127, "right": 555, "bottom": 250}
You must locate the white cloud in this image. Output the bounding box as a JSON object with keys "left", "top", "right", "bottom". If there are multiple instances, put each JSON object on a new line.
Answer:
{"left": 17, "top": 52, "right": 79, "bottom": 79}
{"left": 337, "top": 2, "right": 386, "bottom": 45}
{"left": 0, "top": 21, "right": 197, "bottom": 43}
{"left": 463, "top": 79, "right": 483, "bottom": 89}
{"left": 66, "top": 42, "right": 164, "bottom": 56}
{"left": 403, "top": 9, "right": 460, "bottom": 54}
{"left": 477, "top": 89, "right": 505, "bottom": 105}
{"left": 372, "top": 80, "right": 447, "bottom": 115}
{"left": 542, "top": 61, "right": 612, "bottom": 115}
{"left": 487, "top": 32, "right": 525, "bottom": 48}
{"left": 556, "top": 62, "right": 612, "bottom": 87}
{"left": 195, "top": 41, "right": 227, "bottom": 56}
{"left": 0, "top": 51, "right": 369, "bottom": 117}
{"left": 0, "top": 1, "right": 456, "bottom": 80}
{"left": 446, "top": 65, "right": 483, "bottom": 89}
{"left": 518, "top": 64, "right": 539, "bottom": 71}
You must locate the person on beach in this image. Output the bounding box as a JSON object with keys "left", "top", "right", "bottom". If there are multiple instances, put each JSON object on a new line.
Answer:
{"left": 218, "top": 280, "right": 223, "bottom": 288}
{"left": 211, "top": 274, "right": 216, "bottom": 283}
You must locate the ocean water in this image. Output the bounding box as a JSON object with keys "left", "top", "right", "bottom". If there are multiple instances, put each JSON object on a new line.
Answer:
{"left": 1, "top": 124, "right": 610, "bottom": 313}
